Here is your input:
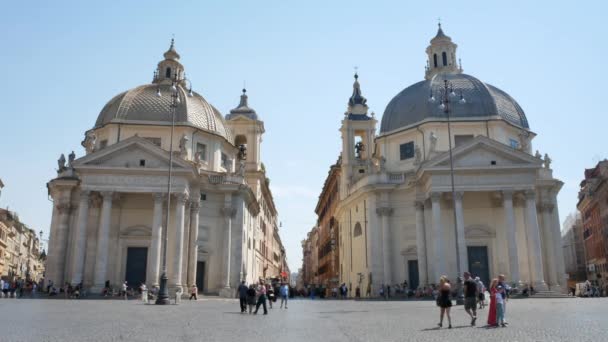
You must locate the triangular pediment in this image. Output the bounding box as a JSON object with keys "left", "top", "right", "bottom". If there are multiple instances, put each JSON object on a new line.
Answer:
{"left": 73, "top": 136, "right": 192, "bottom": 170}
{"left": 425, "top": 136, "right": 542, "bottom": 169}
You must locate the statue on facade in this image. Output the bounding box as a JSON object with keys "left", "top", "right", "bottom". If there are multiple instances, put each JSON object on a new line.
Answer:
{"left": 429, "top": 132, "right": 438, "bottom": 153}
{"left": 238, "top": 144, "right": 247, "bottom": 160}
{"left": 544, "top": 153, "right": 552, "bottom": 169}
{"left": 68, "top": 151, "right": 76, "bottom": 168}
{"left": 57, "top": 153, "right": 66, "bottom": 172}
{"left": 237, "top": 160, "right": 246, "bottom": 176}
{"left": 518, "top": 131, "right": 529, "bottom": 152}
{"left": 354, "top": 141, "right": 365, "bottom": 159}
{"left": 179, "top": 135, "right": 189, "bottom": 157}
{"left": 414, "top": 145, "right": 422, "bottom": 165}
{"left": 535, "top": 150, "right": 542, "bottom": 159}
{"left": 82, "top": 131, "right": 97, "bottom": 154}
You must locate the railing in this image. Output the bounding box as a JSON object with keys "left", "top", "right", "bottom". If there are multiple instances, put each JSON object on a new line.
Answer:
{"left": 207, "top": 174, "right": 245, "bottom": 185}
{"left": 388, "top": 173, "right": 405, "bottom": 183}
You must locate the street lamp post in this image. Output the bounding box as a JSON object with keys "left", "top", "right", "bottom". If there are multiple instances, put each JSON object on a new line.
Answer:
{"left": 437, "top": 79, "right": 466, "bottom": 303}
{"left": 155, "top": 76, "right": 191, "bottom": 305}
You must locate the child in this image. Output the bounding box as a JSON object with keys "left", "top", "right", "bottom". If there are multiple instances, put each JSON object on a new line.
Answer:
{"left": 246, "top": 285, "right": 257, "bottom": 314}
{"left": 495, "top": 284, "right": 506, "bottom": 327}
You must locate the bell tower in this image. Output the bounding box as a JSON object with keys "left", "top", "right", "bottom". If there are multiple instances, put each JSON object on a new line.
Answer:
{"left": 226, "top": 88, "right": 264, "bottom": 172}
{"left": 339, "top": 73, "right": 377, "bottom": 199}
{"left": 425, "top": 24, "right": 462, "bottom": 80}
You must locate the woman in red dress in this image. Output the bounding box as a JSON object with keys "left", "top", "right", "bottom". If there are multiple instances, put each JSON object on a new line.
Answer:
{"left": 487, "top": 278, "right": 498, "bottom": 326}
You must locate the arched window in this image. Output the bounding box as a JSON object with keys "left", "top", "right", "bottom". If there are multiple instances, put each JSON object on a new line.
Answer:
{"left": 442, "top": 52, "right": 447, "bottom": 66}
{"left": 353, "top": 222, "right": 362, "bottom": 237}
{"left": 433, "top": 54, "right": 438, "bottom": 68}
{"left": 165, "top": 67, "right": 172, "bottom": 78}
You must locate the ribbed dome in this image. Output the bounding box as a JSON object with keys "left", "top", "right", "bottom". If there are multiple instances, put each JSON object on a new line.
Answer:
{"left": 95, "top": 83, "right": 233, "bottom": 142}
{"left": 380, "top": 73, "right": 529, "bottom": 133}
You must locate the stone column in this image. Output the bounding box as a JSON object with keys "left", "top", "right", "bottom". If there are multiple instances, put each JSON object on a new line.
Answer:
{"left": 549, "top": 190, "right": 566, "bottom": 290}
{"left": 93, "top": 191, "right": 113, "bottom": 290}
{"left": 454, "top": 192, "right": 468, "bottom": 275}
{"left": 170, "top": 193, "right": 187, "bottom": 289}
{"left": 524, "top": 190, "right": 547, "bottom": 290}
{"left": 147, "top": 193, "right": 163, "bottom": 287}
{"left": 53, "top": 201, "right": 72, "bottom": 286}
{"left": 70, "top": 190, "right": 90, "bottom": 285}
{"left": 187, "top": 199, "right": 201, "bottom": 287}
{"left": 415, "top": 201, "right": 428, "bottom": 286}
{"left": 221, "top": 206, "right": 236, "bottom": 291}
{"left": 540, "top": 202, "right": 558, "bottom": 288}
{"left": 376, "top": 207, "right": 393, "bottom": 286}
{"left": 502, "top": 190, "right": 521, "bottom": 284}
{"left": 431, "top": 192, "right": 444, "bottom": 283}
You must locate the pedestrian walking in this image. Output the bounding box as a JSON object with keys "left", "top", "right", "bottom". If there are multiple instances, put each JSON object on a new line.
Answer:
{"left": 246, "top": 285, "right": 257, "bottom": 314}
{"left": 267, "top": 285, "right": 275, "bottom": 309}
{"left": 122, "top": 281, "right": 128, "bottom": 300}
{"left": 487, "top": 278, "right": 498, "bottom": 326}
{"left": 463, "top": 271, "right": 478, "bottom": 326}
{"left": 475, "top": 277, "right": 486, "bottom": 309}
{"left": 238, "top": 281, "right": 248, "bottom": 312}
{"left": 436, "top": 276, "right": 452, "bottom": 329}
{"left": 189, "top": 284, "right": 198, "bottom": 301}
{"left": 280, "top": 283, "right": 289, "bottom": 309}
{"left": 254, "top": 281, "right": 268, "bottom": 315}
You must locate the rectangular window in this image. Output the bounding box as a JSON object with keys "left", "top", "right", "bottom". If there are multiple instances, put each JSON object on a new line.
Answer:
{"left": 99, "top": 140, "right": 108, "bottom": 149}
{"left": 221, "top": 153, "right": 228, "bottom": 169}
{"left": 144, "top": 137, "right": 161, "bottom": 147}
{"left": 455, "top": 135, "right": 474, "bottom": 147}
{"left": 196, "top": 143, "right": 207, "bottom": 161}
{"left": 509, "top": 138, "right": 519, "bottom": 149}
{"left": 399, "top": 141, "right": 415, "bottom": 160}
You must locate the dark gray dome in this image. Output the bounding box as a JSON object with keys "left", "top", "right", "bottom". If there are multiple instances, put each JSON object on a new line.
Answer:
{"left": 380, "top": 73, "right": 529, "bottom": 133}
{"left": 95, "top": 83, "right": 233, "bottom": 142}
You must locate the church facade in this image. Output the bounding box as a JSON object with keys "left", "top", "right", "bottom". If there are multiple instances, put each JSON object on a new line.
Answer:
{"left": 332, "top": 26, "right": 565, "bottom": 295}
{"left": 45, "top": 41, "right": 287, "bottom": 296}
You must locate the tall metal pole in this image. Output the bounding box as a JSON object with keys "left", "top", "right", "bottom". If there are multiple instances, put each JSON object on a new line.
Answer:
{"left": 156, "top": 82, "right": 178, "bottom": 305}
{"left": 442, "top": 80, "right": 462, "bottom": 300}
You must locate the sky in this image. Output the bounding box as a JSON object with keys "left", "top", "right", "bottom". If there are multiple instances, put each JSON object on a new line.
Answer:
{"left": 0, "top": 0, "right": 606, "bottom": 273}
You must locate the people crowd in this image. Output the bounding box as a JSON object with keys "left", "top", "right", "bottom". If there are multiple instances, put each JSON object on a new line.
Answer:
{"left": 0, "top": 278, "right": 42, "bottom": 298}
{"left": 432, "top": 272, "right": 511, "bottom": 329}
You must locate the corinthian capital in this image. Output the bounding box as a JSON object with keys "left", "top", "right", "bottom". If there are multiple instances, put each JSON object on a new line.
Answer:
{"left": 376, "top": 207, "right": 393, "bottom": 217}
{"left": 190, "top": 199, "right": 201, "bottom": 211}
{"left": 175, "top": 193, "right": 188, "bottom": 204}
{"left": 221, "top": 206, "right": 237, "bottom": 218}
{"left": 56, "top": 203, "right": 72, "bottom": 214}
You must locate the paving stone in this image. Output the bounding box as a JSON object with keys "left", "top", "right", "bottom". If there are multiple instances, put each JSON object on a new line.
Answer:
{"left": 1, "top": 297, "right": 604, "bottom": 342}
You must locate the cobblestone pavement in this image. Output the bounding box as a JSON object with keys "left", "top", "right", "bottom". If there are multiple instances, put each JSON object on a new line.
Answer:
{"left": 1, "top": 297, "right": 605, "bottom": 342}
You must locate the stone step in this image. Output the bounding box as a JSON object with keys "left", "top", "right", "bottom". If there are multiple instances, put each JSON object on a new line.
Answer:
{"left": 530, "top": 290, "right": 571, "bottom": 298}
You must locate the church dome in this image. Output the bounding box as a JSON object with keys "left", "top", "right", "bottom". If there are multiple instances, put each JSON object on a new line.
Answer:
{"left": 94, "top": 40, "right": 233, "bottom": 143}
{"left": 380, "top": 73, "right": 529, "bottom": 133}
{"left": 95, "top": 84, "right": 233, "bottom": 142}
{"left": 380, "top": 25, "right": 529, "bottom": 134}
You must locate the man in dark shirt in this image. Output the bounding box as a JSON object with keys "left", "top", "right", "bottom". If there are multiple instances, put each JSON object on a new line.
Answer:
{"left": 238, "top": 281, "right": 248, "bottom": 313}
{"left": 463, "top": 271, "right": 478, "bottom": 326}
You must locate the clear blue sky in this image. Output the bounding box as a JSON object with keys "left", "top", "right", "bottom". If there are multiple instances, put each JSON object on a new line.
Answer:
{"left": 0, "top": 0, "right": 606, "bottom": 273}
